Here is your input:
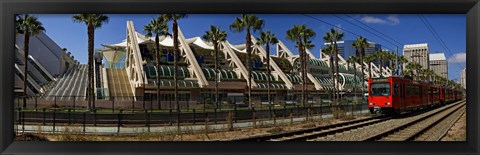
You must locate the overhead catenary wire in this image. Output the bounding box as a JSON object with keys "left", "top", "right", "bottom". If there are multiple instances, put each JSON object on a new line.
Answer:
{"left": 343, "top": 14, "right": 404, "bottom": 47}
{"left": 305, "top": 14, "right": 463, "bottom": 81}
{"left": 333, "top": 14, "right": 406, "bottom": 75}
{"left": 331, "top": 14, "right": 403, "bottom": 48}
{"left": 420, "top": 15, "right": 465, "bottom": 69}
{"left": 418, "top": 15, "right": 465, "bottom": 80}
{"left": 302, "top": 14, "right": 396, "bottom": 52}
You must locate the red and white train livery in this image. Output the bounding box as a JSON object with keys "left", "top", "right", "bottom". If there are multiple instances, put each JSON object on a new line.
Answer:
{"left": 368, "top": 76, "right": 463, "bottom": 114}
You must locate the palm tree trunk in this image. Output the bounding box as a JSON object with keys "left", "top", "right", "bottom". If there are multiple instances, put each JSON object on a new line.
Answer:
{"left": 390, "top": 59, "right": 394, "bottom": 76}
{"left": 266, "top": 43, "right": 271, "bottom": 106}
{"left": 329, "top": 54, "right": 334, "bottom": 103}
{"left": 155, "top": 34, "right": 161, "bottom": 110}
{"left": 334, "top": 43, "right": 340, "bottom": 105}
{"left": 214, "top": 43, "right": 219, "bottom": 109}
{"left": 299, "top": 40, "right": 305, "bottom": 107}
{"left": 353, "top": 62, "right": 357, "bottom": 100}
{"left": 173, "top": 20, "right": 179, "bottom": 111}
{"left": 88, "top": 24, "right": 95, "bottom": 110}
{"left": 360, "top": 49, "right": 365, "bottom": 101}
{"left": 379, "top": 58, "right": 383, "bottom": 78}
{"left": 246, "top": 28, "right": 252, "bottom": 108}
{"left": 23, "top": 31, "right": 30, "bottom": 108}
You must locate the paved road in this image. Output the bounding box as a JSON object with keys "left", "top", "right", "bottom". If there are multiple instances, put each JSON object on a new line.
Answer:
{"left": 16, "top": 109, "right": 370, "bottom": 135}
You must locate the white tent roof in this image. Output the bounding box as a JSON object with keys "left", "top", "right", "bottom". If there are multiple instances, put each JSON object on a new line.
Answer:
{"left": 103, "top": 32, "right": 156, "bottom": 48}
{"left": 429, "top": 53, "right": 446, "bottom": 61}
{"left": 102, "top": 49, "right": 126, "bottom": 67}
{"left": 103, "top": 31, "right": 250, "bottom": 54}
{"left": 186, "top": 37, "right": 215, "bottom": 50}
{"left": 102, "top": 41, "right": 127, "bottom": 48}
{"left": 225, "top": 41, "right": 247, "bottom": 53}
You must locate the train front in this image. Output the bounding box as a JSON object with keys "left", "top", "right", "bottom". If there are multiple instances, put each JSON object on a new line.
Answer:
{"left": 368, "top": 78, "right": 393, "bottom": 114}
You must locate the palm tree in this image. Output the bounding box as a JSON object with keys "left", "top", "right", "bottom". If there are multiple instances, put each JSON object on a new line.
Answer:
{"left": 364, "top": 54, "right": 376, "bottom": 79}
{"left": 413, "top": 63, "right": 422, "bottom": 80}
{"left": 286, "top": 24, "right": 315, "bottom": 107}
{"left": 163, "top": 14, "right": 187, "bottom": 111}
{"left": 423, "top": 69, "right": 435, "bottom": 82}
{"left": 375, "top": 50, "right": 388, "bottom": 77}
{"left": 352, "top": 36, "right": 368, "bottom": 99}
{"left": 326, "top": 28, "right": 344, "bottom": 104}
{"left": 144, "top": 16, "right": 169, "bottom": 109}
{"left": 387, "top": 52, "right": 396, "bottom": 76}
{"left": 203, "top": 25, "right": 227, "bottom": 109}
{"left": 302, "top": 40, "right": 315, "bottom": 105}
{"left": 322, "top": 45, "right": 335, "bottom": 101}
{"left": 398, "top": 55, "right": 408, "bottom": 75}
{"left": 404, "top": 63, "right": 415, "bottom": 78}
{"left": 256, "top": 30, "right": 278, "bottom": 106}
{"left": 16, "top": 14, "right": 45, "bottom": 107}
{"left": 347, "top": 56, "right": 359, "bottom": 98}
{"left": 405, "top": 62, "right": 422, "bottom": 80}
{"left": 230, "top": 14, "right": 264, "bottom": 108}
{"left": 73, "top": 14, "right": 109, "bottom": 110}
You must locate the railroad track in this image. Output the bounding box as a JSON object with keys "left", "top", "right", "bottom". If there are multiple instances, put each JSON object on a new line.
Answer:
{"left": 312, "top": 100, "right": 465, "bottom": 141}
{"left": 231, "top": 115, "right": 390, "bottom": 141}
{"left": 232, "top": 99, "right": 465, "bottom": 141}
{"left": 367, "top": 101, "right": 466, "bottom": 141}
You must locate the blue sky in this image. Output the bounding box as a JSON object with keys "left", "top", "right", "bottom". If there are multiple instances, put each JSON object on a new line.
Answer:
{"left": 34, "top": 14, "right": 466, "bottom": 81}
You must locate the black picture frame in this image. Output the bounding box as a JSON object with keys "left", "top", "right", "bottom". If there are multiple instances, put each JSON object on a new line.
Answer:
{"left": 1, "top": 0, "right": 478, "bottom": 154}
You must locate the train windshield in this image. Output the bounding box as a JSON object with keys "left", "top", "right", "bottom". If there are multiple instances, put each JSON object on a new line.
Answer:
{"left": 370, "top": 83, "right": 390, "bottom": 96}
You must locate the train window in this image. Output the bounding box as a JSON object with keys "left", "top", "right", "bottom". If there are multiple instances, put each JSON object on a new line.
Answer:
{"left": 370, "top": 83, "right": 390, "bottom": 96}
{"left": 393, "top": 83, "right": 399, "bottom": 96}
{"left": 406, "top": 85, "right": 420, "bottom": 96}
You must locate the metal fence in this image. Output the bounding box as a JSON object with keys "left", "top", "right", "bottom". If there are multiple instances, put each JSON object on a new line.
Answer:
{"left": 15, "top": 95, "right": 366, "bottom": 112}
{"left": 14, "top": 96, "right": 369, "bottom": 134}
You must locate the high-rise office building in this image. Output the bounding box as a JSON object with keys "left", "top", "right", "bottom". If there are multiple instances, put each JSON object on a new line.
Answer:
{"left": 403, "top": 43, "right": 430, "bottom": 70}
{"left": 461, "top": 68, "right": 466, "bottom": 89}
{"left": 429, "top": 53, "right": 448, "bottom": 79}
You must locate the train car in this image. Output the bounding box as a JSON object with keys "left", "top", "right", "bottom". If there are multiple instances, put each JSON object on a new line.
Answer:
{"left": 429, "top": 85, "right": 441, "bottom": 106}
{"left": 368, "top": 77, "right": 424, "bottom": 114}
{"left": 454, "top": 89, "right": 464, "bottom": 101}
{"left": 368, "top": 76, "right": 444, "bottom": 114}
{"left": 439, "top": 86, "right": 451, "bottom": 104}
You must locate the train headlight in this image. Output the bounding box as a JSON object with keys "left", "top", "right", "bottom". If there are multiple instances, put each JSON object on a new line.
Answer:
{"left": 386, "top": 102, "right": 391, "bottom": 106}
{"left": 369, "top": 103, "right": 374, "bottom": 106}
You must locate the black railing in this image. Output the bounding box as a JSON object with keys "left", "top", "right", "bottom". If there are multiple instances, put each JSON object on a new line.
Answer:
{"left": 14, "top": 101, "right": 369, "bottom": 134}
{"left": 14, "top": 95, "right": 368, "bottom": 133}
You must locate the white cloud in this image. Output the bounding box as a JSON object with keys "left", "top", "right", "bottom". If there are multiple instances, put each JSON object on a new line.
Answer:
{"left": 448, "top": 53, "right": 466, "bottom": 63}
{"left": 360, "top": 14, "right": 400, "bottom": 25}
{"left": 360, "top": 16, "right": 387, "bottom": 24}
{"left": 387, "top": 15, "right": 400, "bottom": 25}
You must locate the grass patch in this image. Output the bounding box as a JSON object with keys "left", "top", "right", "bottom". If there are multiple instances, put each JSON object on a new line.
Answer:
{"left": 55, "top": 127, "right": 95, "bottom": 141}
{"left": 266, "top": 127, "right": 284, "bottom": 134}
{"left": 301, "top": 122, "right": 316, "bottom": 129}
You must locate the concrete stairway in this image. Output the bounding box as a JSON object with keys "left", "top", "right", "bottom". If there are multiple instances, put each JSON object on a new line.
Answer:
{"left": 106, "top": 68, "right": 133, "bottom": 100}
{"left": 42, "top": 65, "right": 88, "bottom": 100}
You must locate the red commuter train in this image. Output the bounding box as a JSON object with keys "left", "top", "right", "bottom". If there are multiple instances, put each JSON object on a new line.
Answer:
{"left": 368, "top": 76, "right": 464, "bottom": 114}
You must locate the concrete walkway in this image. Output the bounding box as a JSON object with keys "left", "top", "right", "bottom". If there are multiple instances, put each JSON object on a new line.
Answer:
{"left": 16, "top": 109, "right": 370, "bottom": 135}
